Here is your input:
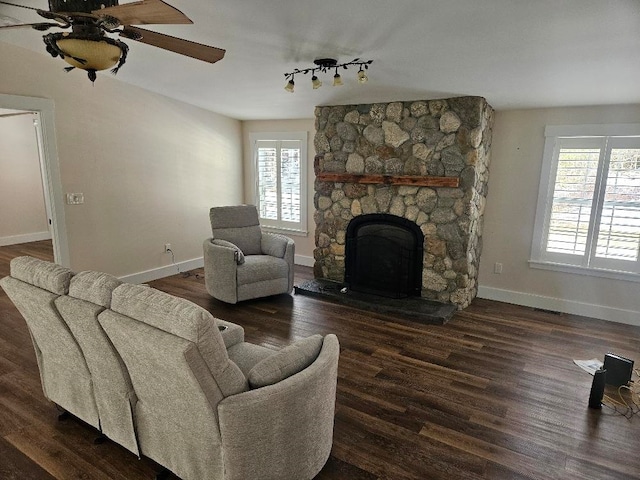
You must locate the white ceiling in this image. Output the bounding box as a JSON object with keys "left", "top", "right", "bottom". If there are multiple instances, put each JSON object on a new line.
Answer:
{"left": 1, "top": 0, "right": 639, "bottom": 120}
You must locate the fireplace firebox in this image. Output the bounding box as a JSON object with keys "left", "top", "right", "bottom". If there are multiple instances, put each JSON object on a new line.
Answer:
{"left": 345, "top": 214, "right": 423, "bottom": 299}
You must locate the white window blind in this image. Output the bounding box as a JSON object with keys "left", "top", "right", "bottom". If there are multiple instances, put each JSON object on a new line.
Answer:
{"left": 252, "top": 132, "right": 307, "bottom": 234}
{"left": 593, "top": 141, "right": 640, "bottom": 267}
{"left": 531, "top": 126, "right": 640, "bottom": 279}
{"left": 545, "top": 138, "right": 603, "bottom": 257}
{"left": 257, "top": 141, "right": 278, "bottom": 221}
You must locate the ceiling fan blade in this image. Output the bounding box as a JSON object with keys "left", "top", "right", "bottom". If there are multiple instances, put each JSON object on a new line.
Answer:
{"left": 93, "top": 0, "right": 192, "bottom": 25}
{"left": 121, "top": 26, "right": 225, "bottom": 64}
{"left": 0, "top": 22, "right": 59, "bottom": 30}
{"left": 0, "top": 111, "right": 35, "bottom": 118}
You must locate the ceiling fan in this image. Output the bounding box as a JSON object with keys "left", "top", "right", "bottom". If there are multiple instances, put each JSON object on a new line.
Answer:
{"left": 0, "top": 0, "right": 225, "bottom": 82}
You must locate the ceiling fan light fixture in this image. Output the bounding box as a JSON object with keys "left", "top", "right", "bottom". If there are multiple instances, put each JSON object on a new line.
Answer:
{"left": 0, "top": 0, "right": 225, "bottom": 83}
{"left": 284, "top": 57, "right": 373, "bottom": 92}
{"left": 55, "top": 37, "right": 123, "bottom": 71}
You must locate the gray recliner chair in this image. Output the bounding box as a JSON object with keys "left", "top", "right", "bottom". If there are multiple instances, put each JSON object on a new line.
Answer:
{"left": 203, "top": 205, "right": 295, "bottom": 303}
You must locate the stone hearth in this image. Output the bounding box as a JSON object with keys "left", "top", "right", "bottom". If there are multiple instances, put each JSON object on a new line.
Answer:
{"left": 312, "top": 96, "right": 494, "bottom": 309}
{"left": 294, "top": 278, "right": 457, "bottom": 325}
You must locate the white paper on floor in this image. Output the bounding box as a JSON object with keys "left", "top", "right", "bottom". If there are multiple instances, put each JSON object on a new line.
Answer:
{"left": 573, "top": 358, "right": 604, "bottom": 375}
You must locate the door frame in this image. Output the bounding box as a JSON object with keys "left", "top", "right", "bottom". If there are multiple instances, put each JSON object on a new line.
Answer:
{"left": 1, "top": 94, "right": 70, "bottom": 267}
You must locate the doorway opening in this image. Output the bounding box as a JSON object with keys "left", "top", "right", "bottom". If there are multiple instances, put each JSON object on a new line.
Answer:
{"left": 0, "top": 94, "right": 69, "bottom": 267}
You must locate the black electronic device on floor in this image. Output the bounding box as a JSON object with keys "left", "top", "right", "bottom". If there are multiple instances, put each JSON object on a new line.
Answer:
{"left": 603, "top": 353, "right": 634, "bottom": 387}
{"left": 588, "top": 368, "right": 607, "bottom": 409}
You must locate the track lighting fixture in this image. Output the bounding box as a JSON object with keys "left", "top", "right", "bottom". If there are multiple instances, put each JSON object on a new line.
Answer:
{"left": 284, "top": 57, "right": 373, "bottom": 92}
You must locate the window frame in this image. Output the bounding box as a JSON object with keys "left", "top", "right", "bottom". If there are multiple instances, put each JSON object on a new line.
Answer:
{"left": 250, "top": 131, "right": 308, "bottom": 235}
{"left": 530, "top": 123, "right": 640, "bottom": 282}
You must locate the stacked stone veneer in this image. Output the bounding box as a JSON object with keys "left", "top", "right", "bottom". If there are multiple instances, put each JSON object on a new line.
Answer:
{"left": 313, "top": 96, "right": 494, "bottom": 308}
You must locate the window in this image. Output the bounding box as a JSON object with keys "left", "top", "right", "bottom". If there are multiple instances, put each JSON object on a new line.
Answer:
{"left": 250, "top": 132, "right": 307, "bottom": 234}
{"left": 531, "top": 124, "right": 640, "bottom": 280}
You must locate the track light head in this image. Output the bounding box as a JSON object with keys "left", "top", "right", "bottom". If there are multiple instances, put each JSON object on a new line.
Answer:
{"left": 284, "top": 78, "right": 295, "bottom": 92}
{"left": 333, "top": 71, "right": 343, "bottom": 86}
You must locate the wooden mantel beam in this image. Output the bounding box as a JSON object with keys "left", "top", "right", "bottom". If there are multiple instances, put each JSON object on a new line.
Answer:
{"left": 316, "top": 173, "right": 460, "bottom": 188}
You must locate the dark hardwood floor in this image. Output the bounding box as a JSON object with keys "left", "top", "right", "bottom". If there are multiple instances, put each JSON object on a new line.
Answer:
{"left": 1, "top": 240, "right": 639, "bottom": 479}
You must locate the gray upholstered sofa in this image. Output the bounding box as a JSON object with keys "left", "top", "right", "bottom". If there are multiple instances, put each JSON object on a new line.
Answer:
{"left": 1, "top": 256, "right": 339, "bottom": 480}
{"left": 203, "top": 205, "right": 295, "bottom": 303}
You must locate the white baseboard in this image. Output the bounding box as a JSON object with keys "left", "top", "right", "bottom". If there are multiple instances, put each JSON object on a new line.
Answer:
{"left": 119, "top": 257, "right": 204, "bottom": 284}
{"left": 120, "top": 254, "right": 314, "bottom": 285}
{"left": 0, "top": 231, "right": 52, "bottom": 247}
{"left": 477, "top": 285, "right": 640, "bottom": 327}
{"left": 295, "top": 254, "right": 315, "bottom": 267}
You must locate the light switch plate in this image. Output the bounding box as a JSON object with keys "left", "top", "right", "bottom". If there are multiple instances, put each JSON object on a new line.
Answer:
{"left": 66, "top": 193, "right": 84, "bottom": 205}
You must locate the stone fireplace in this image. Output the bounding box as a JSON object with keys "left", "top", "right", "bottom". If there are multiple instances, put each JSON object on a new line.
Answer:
{"left": 312, "top": 96, "right": 494, "bottom": 309}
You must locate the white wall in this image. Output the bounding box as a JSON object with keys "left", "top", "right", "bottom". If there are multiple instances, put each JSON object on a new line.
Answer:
{"left": 241, "top": 118, "right": 316, "bottom": 266}
{"left": 241, "top": 106, "right": 640, "bottom": 325}
{"left": 0, "top": 112, "right": 50, "bottom": 245}
{"left": 8, "top": 39, "right": 635, "bottom": 322}
{"left": 0, "top": 42, "right": 243, "bottom": 279}
{"left": 479, "top": 104, "right": 640, "bottom": 325}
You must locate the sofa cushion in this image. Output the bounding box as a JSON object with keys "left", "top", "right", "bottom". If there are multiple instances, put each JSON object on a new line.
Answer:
{"left": 210, "top": 205, "right": 262, "bottom": 255}
{"left": 237, "top": 255, "right": 289, "bottom": 285}
{"left": 227, "top": 342, "right": 275, "bottom": 377}
{"left": 9, "top": 256, "right": 72, "bottom": 295}
{"left": 260, "top": 233, "right": 289, "bottom": 258}
{"left": 111, "top": 283, "right": 248, "bottom": 397}
{"left": 213, "top": 227, "right": 262, "bottom": 256}
{"left": 211, "top": 239, "right": 245, "bottom": 265}
{"left": 210, "top": 204, "right": 259, "bottom": 229}
{"left": 248, "top": 335, "right": 324, "bottom": 388}
{"left": 68, "top": 271, "right": 122, "bottom": 308}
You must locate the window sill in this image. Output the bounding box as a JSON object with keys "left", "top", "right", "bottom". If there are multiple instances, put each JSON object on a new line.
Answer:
{"left": 262, "top": 226, "right": 308, "bottom": 238}
{"left": 528, "top": 260, "right": 640, "bottom": 283}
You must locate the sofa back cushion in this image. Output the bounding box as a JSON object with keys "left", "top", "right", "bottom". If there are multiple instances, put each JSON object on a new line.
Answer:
{"left": 108, "top": 284, "right": 248, "bottom": 397}
{"left": 68, "top": 270, "right": 121, "bottom": 307}
{"left": 100, "top": 283, "right": 248, "bottom": 480}
{"left": 9, "top": 255, "right": 72, "bottom": 295}
{"left": 0, "top": 257, "right": 99, "bottom": 429}
{"left": 210, "top": 205, "right": 262, "bottom": 255}
{"left": 55, "top": 271, "right": 139, "bottom": 456}
{"left": 248, "top": 334, "right": 324, "bottom": 389}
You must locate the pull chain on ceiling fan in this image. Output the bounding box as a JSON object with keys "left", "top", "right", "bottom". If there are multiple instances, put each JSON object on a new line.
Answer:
{"left": 0, "top": 0, "right": 225, "bottom": 82}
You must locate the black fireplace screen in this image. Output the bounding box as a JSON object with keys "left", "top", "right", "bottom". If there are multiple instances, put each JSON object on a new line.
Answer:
{"left": 345, "top": 214, "right": 424, "bottom": 298}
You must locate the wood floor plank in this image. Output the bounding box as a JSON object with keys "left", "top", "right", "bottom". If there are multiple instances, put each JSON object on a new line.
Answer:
{"left": 0, "top": 436, "right": 56, "bottom": 480}
{"left": 1, "top": 240, "right": 639, "bottom": 479}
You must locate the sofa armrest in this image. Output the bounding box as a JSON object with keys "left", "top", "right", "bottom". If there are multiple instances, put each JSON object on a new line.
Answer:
{"left": 216, "top": 319, "right": 245, "bottom": 349}
{"left": 203, "top": 238, "right": 239, "bottom": 304}
{"left": 217, "top": 335, "right": 339, "bottom": 480}
{"left": 261, "top": 232, "right": 292, "bottom": 258}
{"left": 261, "top": 233, "right": 295, "bottom": 292}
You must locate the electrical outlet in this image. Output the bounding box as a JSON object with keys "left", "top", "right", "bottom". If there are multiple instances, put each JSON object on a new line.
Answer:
{"left": 164, "top": 243, "right": 172, "bottom": 253}
{"left": 494, "top": 262, "right": 503, "bottom": 274}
